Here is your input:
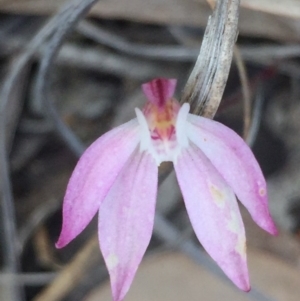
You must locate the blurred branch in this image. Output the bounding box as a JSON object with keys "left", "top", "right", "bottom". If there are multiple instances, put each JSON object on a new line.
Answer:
{"left": 241, "top": 44, "right": 300, "bottom": 61}
{"left": 56, "top": 43, "right": 177, "bottom": 79}
{"left": 77, "top": 20, "right": 198, "bottom": 61}
{"left": 0, "top": 272, "right": 56, "bottom": 286}
{"left": 33, "top": 0, "right": 99, "bottom": 158}
{"left": 240, "top": 0, "right": 300, "bottom": 19}
{"left": 18, "top": 198, "right": 60, "bottom": 256}
{"left": 33, "top": 236, "right": 101, "bottom": 301}
{"left": 0, "top": 0, "right": 98, "bottom": 300}
{"left": 245, "top": 84, "right": 265, "bottom": 147}
{"left": 234, "top": 46, "right": 251, "bottom": 140}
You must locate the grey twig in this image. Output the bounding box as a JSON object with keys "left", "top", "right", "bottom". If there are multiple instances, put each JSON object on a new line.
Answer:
{"left": 18, "top": 199, "right": 61, "bottom": 256}
{"left": 234, "top": 46, "right": 252, "bottom": 140}
{"left": 77, "top": 20, "right": 198, "bottom": 61}
{"left": 240, "top": 44, "right": 300, "bottom": 61}
{"left": 0, "top": 272, "right": 57, "bottom": 286}
{"left": 246, "top": 84, "right": 265, "bottom": 147}
{"left": 56, "top": 43, "right": 177, "bottom": 79}
{"left": 181, "top": 0, "right": 240, "bottom": 118}
{"left": 33, "top": 236, "right": 101, "bottom": 301}
{"left": 33, "top": 0, "right": 98, "bottom": 158}
{"left": 0, "top": 115, "right": 25, "bottom": 301}
{"left": 0, "top": 0, "right": 98, "bottom": 300}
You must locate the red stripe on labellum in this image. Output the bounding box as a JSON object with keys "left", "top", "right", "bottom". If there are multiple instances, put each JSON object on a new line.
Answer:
{"left": 152, "top": 79, "right": 165, "bottom": 108}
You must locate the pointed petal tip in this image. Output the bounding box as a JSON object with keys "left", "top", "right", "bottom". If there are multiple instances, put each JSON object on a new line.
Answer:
{"left": 110, "top": 273, "right": 131, "bottom": 301}
{"left": 112, "top": 289, "right": 124, "bottom": 301}
{"left": 267, "top": 222, "right": 279, "bottom": 236}
{"left": 226, "top": 256, "right": 250, "bottom": 292}
{"left": 112, "top": 291, "right": 121, "bottom": 301}
{"left": 272, "top": 228, "right": 279, "bottom": 236}
{"left": 238, "top": 283, "right": 251, "bottom": 293}
{"left": 55, "top": 236, "right": 68, "bottom": 249}
{"left": 233, "top": 273, "right": 250, "bottom": 292}
{"left": 55, "top": 228, "right": 76, "bottom": 249}
{"left": 255, "top": 214, "right": 279, "bottom": 236}
{"left": 55, "top": 242, "right": 63, "bottom": 249}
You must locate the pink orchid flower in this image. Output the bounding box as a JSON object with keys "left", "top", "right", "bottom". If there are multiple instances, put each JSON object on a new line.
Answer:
{"left": 56, "top": 78, "right": 277, "bottom": 301}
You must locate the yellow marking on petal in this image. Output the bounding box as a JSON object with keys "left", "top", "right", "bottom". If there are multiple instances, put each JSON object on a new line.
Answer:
{"left": 106, "top": 254, "right": 119, "bottom": 269}
{"left": 259, "top": 188, "right": 266, "bottom": 196}
{"left": 209, "top": 184, "right": 225, "bottom": 207}
{"left": 227, "top": 211, "right": 240, "bottom": 234}
{"left": 235, "top": 236, "right": 247, "bottom": 260}
{"left": 227, "top": 212, "right": 246, "bottom": 259}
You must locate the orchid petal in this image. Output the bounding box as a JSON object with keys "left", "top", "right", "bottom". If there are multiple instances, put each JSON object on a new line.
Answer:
{"left": 174, "top": 145, "right": 250, "bottom": 291}
{"left": 187, "top": 114, "right": 277, "bottom": 235}
{"left": 99, "top": 149, "right": 158, "bottom": 301}
{"left": 175, "top": 103, "right": 190, "bottom": 149}
{"left": 142, "top": 78, "right": 177, "bottom": 107}
{"left": 56, "top": 119, "right": 140, "bottom": 248}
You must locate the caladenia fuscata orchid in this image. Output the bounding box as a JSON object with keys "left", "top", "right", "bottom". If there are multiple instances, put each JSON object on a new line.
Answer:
{"left": 56, "top": 78, "right": 277, "bottom": 301}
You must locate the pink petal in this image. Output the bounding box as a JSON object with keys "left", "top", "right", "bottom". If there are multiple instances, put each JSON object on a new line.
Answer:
{"left": 174, "top": 145, "right": 250, "bottom": 291}
{"left": 99, "top": 149, "right": 158, "bottom": 301}
{"left": 142, "top": 78, "right": 177, "bottom": 108}
{"left": 187, "top": 114, "right": 277, "bottom": 235}
{"left": 56, "top": 119, "right": 140, "bottom": 248}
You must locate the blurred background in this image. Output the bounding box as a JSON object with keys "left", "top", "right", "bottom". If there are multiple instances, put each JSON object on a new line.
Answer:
{"left": 1, "top": 0, "right": 300, "bottom": 300}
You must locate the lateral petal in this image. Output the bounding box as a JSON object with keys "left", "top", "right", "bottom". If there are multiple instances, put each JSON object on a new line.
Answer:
{"left": 187, "top": 114, "right": 277, "bottom": 235}
{"left": 174, "top": 145, "right": 250, "bottom": 291}
{"left": 56, "top": 119, "right": 140, "bottom": 248}
{"left": 99, "top": 150, "right": 158, "bottom": 301}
